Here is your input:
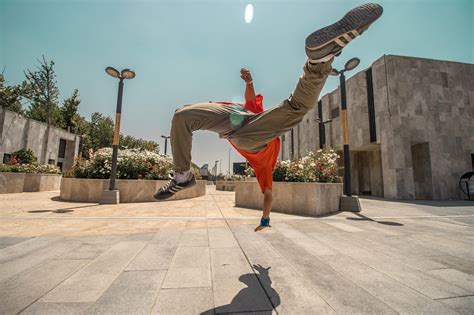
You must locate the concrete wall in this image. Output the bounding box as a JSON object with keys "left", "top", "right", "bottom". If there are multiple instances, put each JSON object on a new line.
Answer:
{"left": 0, "top": 107, "right": 80, "bottom": 170}
{"left": 280, "top": 55, "right": 474, "bottom": 200}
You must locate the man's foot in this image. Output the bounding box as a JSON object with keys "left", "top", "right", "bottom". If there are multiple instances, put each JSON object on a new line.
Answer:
{"left": 154, "top": 172, "right": 196, "bottom": 200}
{"left": 305, "top": 3, "right": 383, "bottom": 61}
{"left": 255, "top": 216, "right": 271, "bottom": 232}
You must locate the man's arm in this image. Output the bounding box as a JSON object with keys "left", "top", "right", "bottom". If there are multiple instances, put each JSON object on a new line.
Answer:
{"left": 241, "top": 68, "right": 255, "bottom": 102}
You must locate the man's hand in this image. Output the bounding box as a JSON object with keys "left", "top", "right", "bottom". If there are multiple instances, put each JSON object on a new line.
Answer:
{"left": 240, "top": 68, "right": 253, "bottom": 84}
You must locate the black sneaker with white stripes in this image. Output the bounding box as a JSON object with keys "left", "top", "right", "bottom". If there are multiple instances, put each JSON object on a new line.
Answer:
{"left": 154, "top": 174, "right": 196, "bottom": 200}
{"left": 305, "top": 3, "right": 383, "bottom": 61}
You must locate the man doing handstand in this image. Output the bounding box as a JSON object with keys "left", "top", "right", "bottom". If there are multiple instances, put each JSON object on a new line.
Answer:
{"left": 154, "top": 3, "right": 383, "bottom": 231}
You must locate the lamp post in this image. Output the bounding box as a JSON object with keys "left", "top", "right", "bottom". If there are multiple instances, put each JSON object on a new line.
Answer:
{"left": 105, "top": 67, "right": 136, "bottom": 192}
{"left": 315, "top": 118, "right": 332, "bottom": 149}
{"left": 330, "top": 57, "right": 360, "bottom": 197}
{"left": 228, "top": 148, "right": 232, "bottom": 175}
{"left": 161, "top": 135, "right": 170, "bottom": 155}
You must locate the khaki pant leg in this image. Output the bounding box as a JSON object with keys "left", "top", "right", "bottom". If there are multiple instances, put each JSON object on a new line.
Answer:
{"left": 171, "top": 102, "right": 253, "bottom": 172}
{"left": 230, "top": 61, "right": 332, "bottom": 153}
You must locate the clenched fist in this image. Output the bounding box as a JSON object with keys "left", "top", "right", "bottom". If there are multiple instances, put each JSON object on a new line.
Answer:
{"left": 240, "top": 68, "right": 253, "bottom": 84}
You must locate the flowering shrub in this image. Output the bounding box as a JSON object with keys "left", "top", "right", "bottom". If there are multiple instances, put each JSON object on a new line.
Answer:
{"left": 223, "top": 174, "right": 244, "bottom": 181}
{"left": 273, "top": 149, "right": 340, "bottom": 183}
{"left": 69, "top": 148, "right": 201, "bottom": 180}
{"left": 70, "top": 148, "right": 174, "bottom": 179}
{"left": 0, "top": 163, "right": 60, "bottom": 174}
{"left": 11, "top": 149, "right": 37, "bottom": 164}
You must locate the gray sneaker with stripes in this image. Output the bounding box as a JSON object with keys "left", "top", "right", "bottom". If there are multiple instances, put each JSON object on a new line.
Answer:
{"left": 154, "top": 174, "right": 196, "bottom": 200}
{"left": 305, "top": 3, "right": 383, "bottom": 61}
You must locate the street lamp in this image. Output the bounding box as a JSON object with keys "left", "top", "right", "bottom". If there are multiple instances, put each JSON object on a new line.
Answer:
{"left": 161, "top": 135, "right": 170, "bottom": 155}
{"left": 330, "top": 57, "right": 360, "bottom": 197}
{"left": 105, "top": 67, "right": 136, "bottom": 192}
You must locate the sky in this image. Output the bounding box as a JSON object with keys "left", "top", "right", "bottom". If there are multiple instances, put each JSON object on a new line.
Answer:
{"left": 1, "top": 0, "right": 473, "bottom": 174}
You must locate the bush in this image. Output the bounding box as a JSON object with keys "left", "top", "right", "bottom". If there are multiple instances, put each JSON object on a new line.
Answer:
{"left": 223, "top": 174, "right": 243, "bottom": 181}
{"left": 11, "top": 149, "right": 37, "bottom": 164}
{"left": 0, "top": 162, "right": 60, "bottom": 174}
{"left": 70, "top": 148, "right": 174, "bottom": 180}
{"left": 273, "top": 149, "right": 340, "bottom": 183}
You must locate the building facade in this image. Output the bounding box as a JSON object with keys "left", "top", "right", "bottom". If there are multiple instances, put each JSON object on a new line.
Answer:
{"left": 280, "top": 55, "right": 474, "bottom": 200}
{"left": 0, "top": 106, "right": 80, "bottom": 171}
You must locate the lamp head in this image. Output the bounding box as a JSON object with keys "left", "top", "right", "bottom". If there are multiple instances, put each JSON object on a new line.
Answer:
{"left": 121, "top": 69, "right": 136, "bottom": 80}
{"left": 344, "top": 57, "right": 360, "bottom": 72}
{"left": 105, "top": 67, "right": 120, "bottom": 78}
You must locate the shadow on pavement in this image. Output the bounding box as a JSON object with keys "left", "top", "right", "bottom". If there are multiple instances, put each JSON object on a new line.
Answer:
{"left": 358, "top": 195, "right": 474, "bottom": 207}
{"left": 346, "top": 212, "right": 404, "bottom": 226}
{"left": 202, "top": 264, "right": 280, "bottom": 314}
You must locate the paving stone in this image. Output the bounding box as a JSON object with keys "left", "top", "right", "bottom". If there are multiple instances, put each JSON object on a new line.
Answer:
{"left": 161, "top": 246, "right": 211, "bottom": 288}
{"left": 149, "top": 228, "right": 183, "bottom": 247}
{"left": 40, "top": 241, "right": 146, "bottom": 302}
{"left": 0, "top": 259, "right": 89, "bottom": 314}
{"left": 0, "top": 237, "right": 81, "bottom": 282}
{"left": 318, "top": 254, "right": 458, "bottom": 314}
{"left": 87, "top": 270, "right": 165, "bottom": 314}
{"left": 0, "top": 237, "right": 32, "bottom": 249}
{"left": 260, "top": 229, "right": 397, "bottom": 314}
{"left": 178, "top": 228, "right": 208, "bottom": 247}
{"left": 21, "top": 302, "right": 92, "bottom": 315}
{"left": 152, "top": 287, "right": 214, "bottom": 314}
{"left": 427, "top": 268, "right": 474, "bottom": 292}
{"left": 210, "top": 246, "right": 273, "bottom": 313}
{"left": 208, "top": 226, "right": 239, "bottom": 248}
{"left": 311, "top": 232, "right": 472, "bottom": 300}
{"left": 438, "top": 296, "right": 474, "bottom": 315}
{"left": 325, "top": 221, "right": 365, "bottom": 232}
{"left": 231, "top": 225, "right": 335, "bottom": 314}
{"left": 125, "top": 243, "right": 177, "bottom": 271}
{"left": 430, "top": 255, "right": 474, "bottom": 275}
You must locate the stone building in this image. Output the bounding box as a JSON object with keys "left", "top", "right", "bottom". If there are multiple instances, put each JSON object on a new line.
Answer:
{"left": 280, "top": 55, "right": 474, "bottom": 200}
{"left": 0, "top": 106, "right": 80, "bottom": 171}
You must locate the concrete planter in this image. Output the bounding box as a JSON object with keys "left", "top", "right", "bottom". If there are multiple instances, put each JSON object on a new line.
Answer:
{"left": 216, "top": 180, "right": 237, "bottom": 191}
{"left": 60, "top": 178, "right": 206, "bottom": 203}
{"left": 0, "top": 172, "right": 61, "bottom": 193}
{"left": 23, "top": 174, "right": 62, "bottom": 192}
{"left": 0, "top": 172, "right": 26, "bottom": 194}
{"left": 235, "top": 181, "right": 343, "bottom": 216}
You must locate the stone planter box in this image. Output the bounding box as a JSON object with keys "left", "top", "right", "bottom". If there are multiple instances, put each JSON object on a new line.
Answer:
{"left": 0, "top": 172, "right": 26, "bottom": 194}
{"left": 0, "top": 172, "right": 62, "bottom": 193}
{"left": 216, "top": 180, "right": 238, "bottom": 191}
{"left": 23, "top": 174, "right": 62, "bottom": 192}
{"left": 235, "top": 181, "right": 343, "bottom": 216}
{"left": 60, "top": 178, "right": 206, "bottom": 203}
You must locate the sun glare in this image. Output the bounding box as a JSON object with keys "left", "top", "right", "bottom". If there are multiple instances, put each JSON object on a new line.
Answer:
{"left": 245, "top": 4, "right": 253, "bottom": 23}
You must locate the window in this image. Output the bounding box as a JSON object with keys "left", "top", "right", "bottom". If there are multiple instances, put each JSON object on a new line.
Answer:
{"left": 58, "top": 139, "right": 67, "bottom": 159}
{"left": 3, "top": 154, "right": 11, "bottom": 164}
{"left": 366, "top": 67, "right": 377, "bottom": 143}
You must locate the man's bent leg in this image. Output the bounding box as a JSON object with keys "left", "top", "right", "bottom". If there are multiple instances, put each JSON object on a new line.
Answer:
{"left": 171, "top": 102, "right": 251, "bottom": 172}
{"left": 230, "top": 60, "right": 332, "bottom": 152}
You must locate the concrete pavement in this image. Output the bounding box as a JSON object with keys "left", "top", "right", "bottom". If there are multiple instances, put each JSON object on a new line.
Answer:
{"left": 0, "top": 186, "right": 473, "bottom": 314}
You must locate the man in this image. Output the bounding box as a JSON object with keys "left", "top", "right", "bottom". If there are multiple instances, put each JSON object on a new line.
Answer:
{"left": 154, "top": 3, "right": 383, "bottom": 231}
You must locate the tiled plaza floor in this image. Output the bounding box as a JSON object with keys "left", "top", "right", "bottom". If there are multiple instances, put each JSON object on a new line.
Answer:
{"left": 0, "top": 186, "right": 473, "bottom": 314}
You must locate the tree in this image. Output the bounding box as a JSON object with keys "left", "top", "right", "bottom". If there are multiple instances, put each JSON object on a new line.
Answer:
{"left": 119, "top": 134, "right": 159, "bottom": 152}
{"left": 60, "top": 89, "right": 81, "bottom": 133}
{"left": 0, "top": 72, "right": 23, "bottom": 113}
{"left": 89, "top": 112, "right": 114, "bottom": 150}
{"left": 22, "top": 56, "right": 63, "bottom": 127}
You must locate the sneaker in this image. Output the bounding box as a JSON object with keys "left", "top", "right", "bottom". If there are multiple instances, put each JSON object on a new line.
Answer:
{"left": 154, "top": 174, "right": 196, "bottom": 200}
{"left": 305, "top": 3, "right": 383, "bottom": 61}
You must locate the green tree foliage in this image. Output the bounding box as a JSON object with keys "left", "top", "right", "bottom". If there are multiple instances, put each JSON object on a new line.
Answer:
{"left": 0, "top": 73, "right": 23, "bottom": 113}
{"left": 22, "top": 56, "right": 63, "bottom": 127}
{"left": 60, "top": 89, "right": 81, "bottom": 132}
{"left": 119, "top": 134, "right": 159, "bottom": 152}
{"left": 88, "top": 112, "right": 114, "bottom": 152}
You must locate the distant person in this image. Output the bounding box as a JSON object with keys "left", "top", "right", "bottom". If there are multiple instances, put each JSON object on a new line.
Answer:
{"left": 154, "top": 3, "right": 383, "bottom": 231}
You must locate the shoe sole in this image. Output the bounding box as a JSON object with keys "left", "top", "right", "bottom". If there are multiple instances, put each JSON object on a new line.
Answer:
{"left": 153, "top": 179, "right": 197, "bottom": 201}
{"left": 306, "top": 3, "right": 383, "bottom": 51}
